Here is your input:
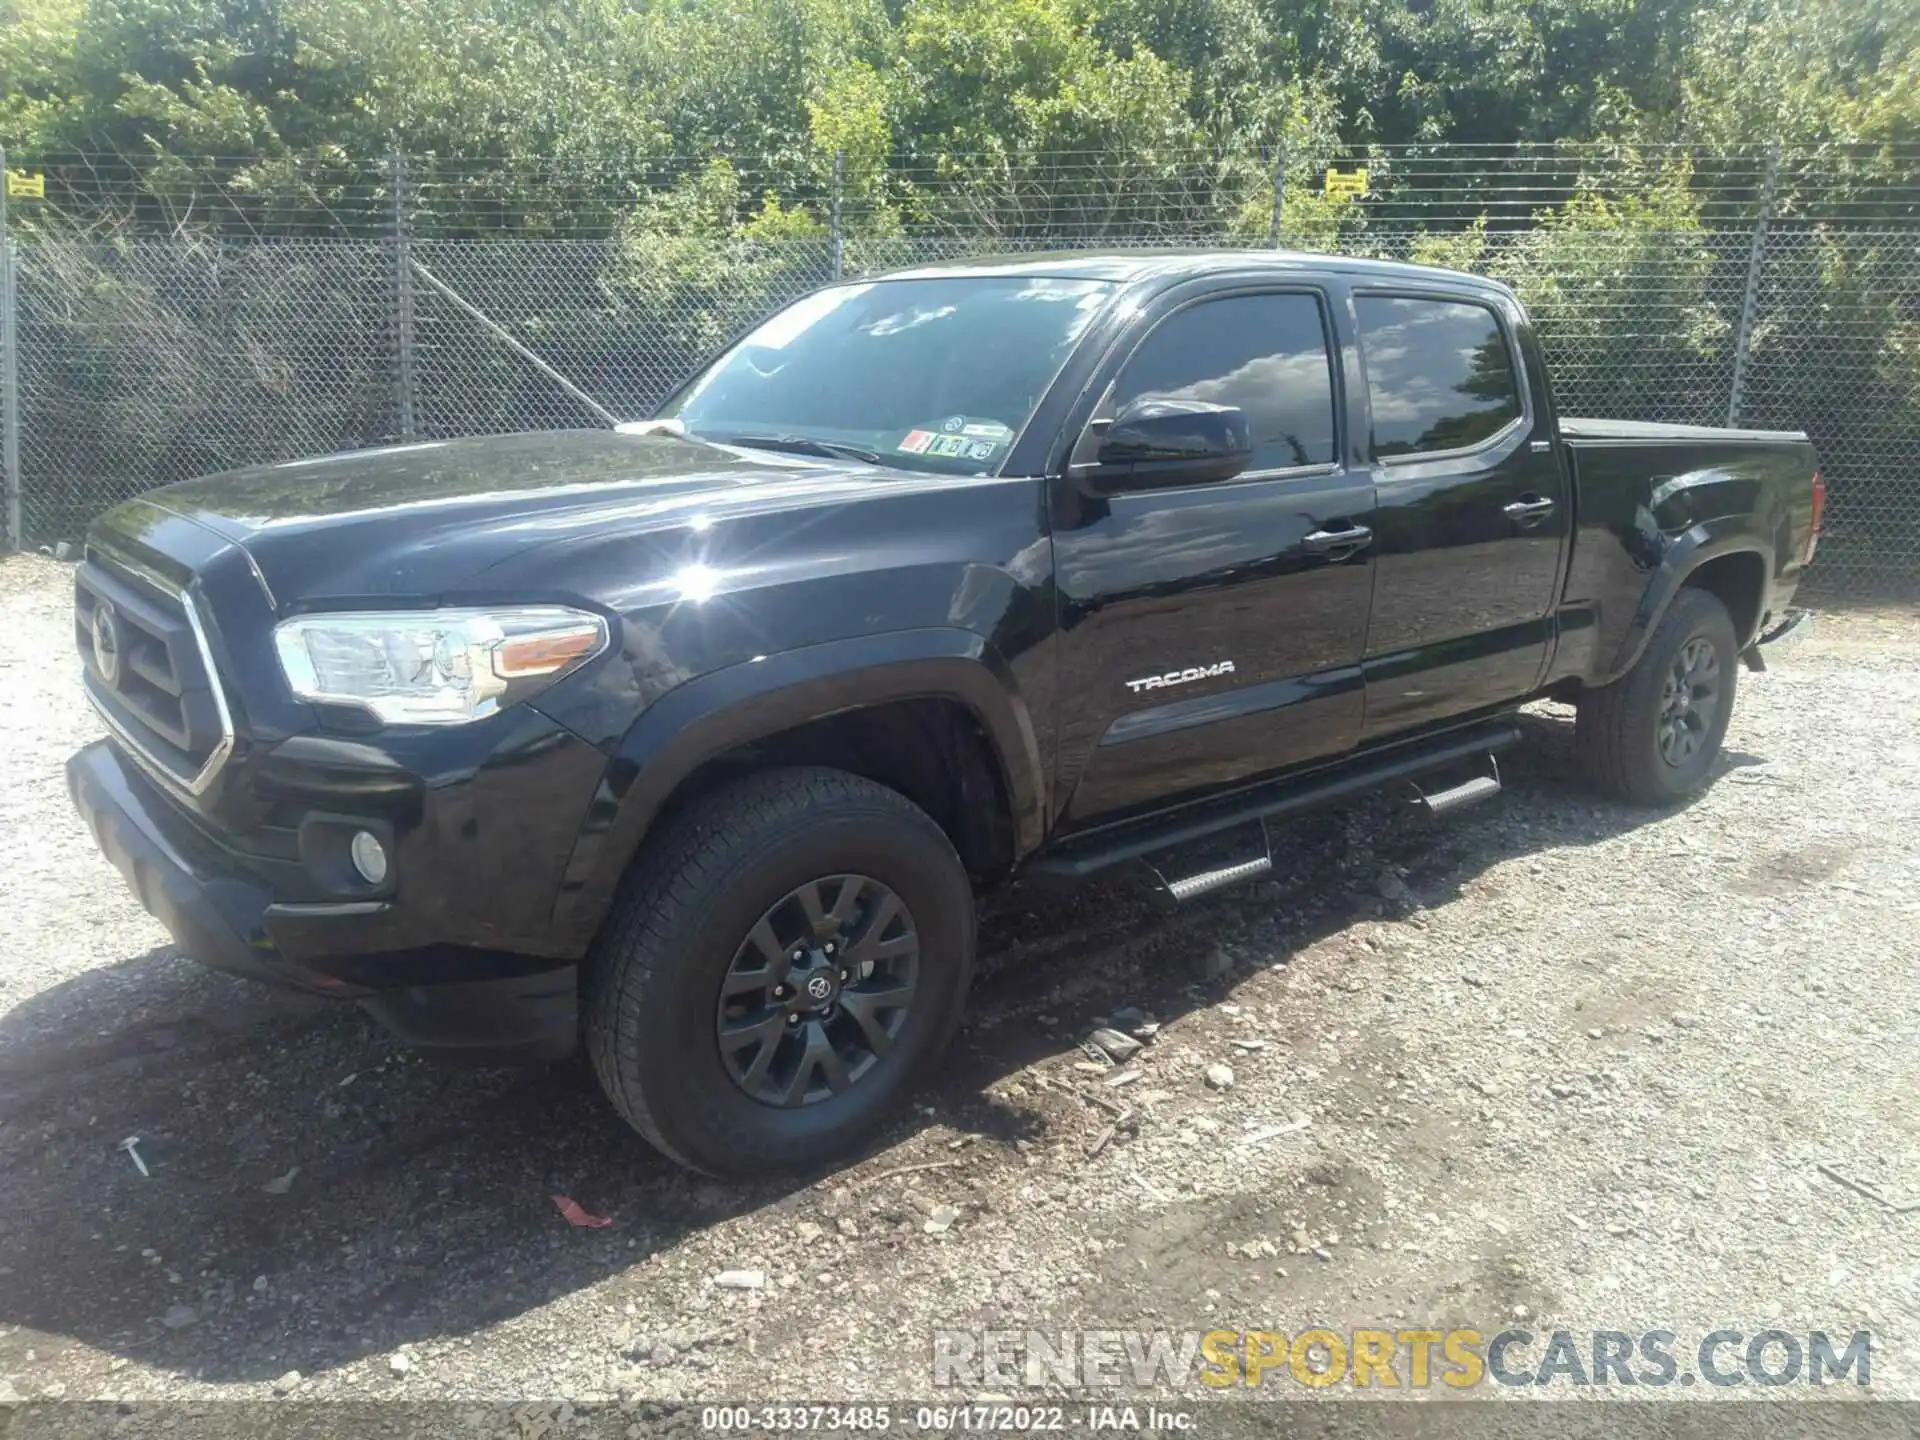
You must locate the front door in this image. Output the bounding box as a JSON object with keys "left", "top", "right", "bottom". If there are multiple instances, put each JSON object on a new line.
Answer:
{"left": 1050, "top": 286, "right": 1375, "bottom": 830}
{"left": 1351, "top": 289, "right": 1570, "bottom": 739}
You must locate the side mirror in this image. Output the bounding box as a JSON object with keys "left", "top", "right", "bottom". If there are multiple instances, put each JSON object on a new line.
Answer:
{"left": 1079, "top": 398, "right": 1253, "bottom": 495}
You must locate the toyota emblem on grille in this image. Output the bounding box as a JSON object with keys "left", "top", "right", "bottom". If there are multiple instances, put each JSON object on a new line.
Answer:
{"left": 91, "top": 602, "right": 123, "bottom": 687}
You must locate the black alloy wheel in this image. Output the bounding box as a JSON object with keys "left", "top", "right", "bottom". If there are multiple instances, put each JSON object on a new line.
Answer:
{"left": 1573, "top": 586, "right": 1738, "bottom": 806}
{"left": 1657, "top": 635, "right": 1723, "bottom": 767}
{"left": 715, "top": 874, "right": 919, "bottom": 1107}
{"left": 584, "top": 766, "right": 975, "bottom": 1177}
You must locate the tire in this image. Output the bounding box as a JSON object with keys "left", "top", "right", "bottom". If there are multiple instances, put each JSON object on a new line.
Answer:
{"left": 584, "top": 766, "right": 975, "bottom": 1177}
{"left": 1575, "top": 587, "right": 1739, "bottom": 806}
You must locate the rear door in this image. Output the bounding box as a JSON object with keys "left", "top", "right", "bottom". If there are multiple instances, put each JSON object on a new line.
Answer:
{"left": 1049, "top": 282, "right": 1376, "bottom": 829}
{"left": 1350, "top": 288, "right": 1570, "bottom": 739}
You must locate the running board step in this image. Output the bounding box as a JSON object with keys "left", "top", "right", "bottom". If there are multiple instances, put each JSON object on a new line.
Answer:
{"left": 1413, "top": 759, "right": 1502, "bottom": 818}
{"left": 1164, "top": 854, "right": 1273, "bottom": 903}
{"left": 1027, "top": 721, "right": 1524, "bottom": 883}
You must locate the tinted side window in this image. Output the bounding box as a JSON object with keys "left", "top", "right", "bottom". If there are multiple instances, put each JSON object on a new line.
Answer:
{"left": 1108, "top": 294, "right": 1337, "bottom": 470}
{"left": 1355, "top": 297, "right": 1522, "bottom": 458}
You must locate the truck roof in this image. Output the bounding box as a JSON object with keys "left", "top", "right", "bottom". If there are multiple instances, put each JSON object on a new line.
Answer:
{"left": 873, "top": 248, "right": 1515, "bottom": 297}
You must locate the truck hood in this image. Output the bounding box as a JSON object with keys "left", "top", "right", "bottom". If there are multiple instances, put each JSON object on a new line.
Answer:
{"left": 142, "top": 429, "right": 909, "bottom": 603}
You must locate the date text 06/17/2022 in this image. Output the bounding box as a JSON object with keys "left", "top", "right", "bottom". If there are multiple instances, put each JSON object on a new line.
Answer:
{"left": 698, "top": 1405, "right": 1198, "bottom": 1432}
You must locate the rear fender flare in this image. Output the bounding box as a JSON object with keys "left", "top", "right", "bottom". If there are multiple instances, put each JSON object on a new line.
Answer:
{"left": 549, "top": 627, "right": 1045, "bottom": 951}
{"left": 1602, "top": 516, "right": 1774, "bottom": 681}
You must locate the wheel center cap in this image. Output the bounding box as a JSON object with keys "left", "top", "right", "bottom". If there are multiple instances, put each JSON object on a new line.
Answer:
{"left": 789, "top": 950, "right": 842, "bottom": 1012}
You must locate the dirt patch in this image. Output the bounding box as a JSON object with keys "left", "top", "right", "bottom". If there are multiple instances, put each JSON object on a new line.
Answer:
{"left": 1732, "top": 839, "right": 1857, "bottom": 896}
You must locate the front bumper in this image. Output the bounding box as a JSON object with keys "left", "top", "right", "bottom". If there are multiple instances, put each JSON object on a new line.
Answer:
{"left": 69, "top": 737, "right": 331, "bottom": 991}
{"left": 68, "top": 738, "right": 583, "bottom": 1060}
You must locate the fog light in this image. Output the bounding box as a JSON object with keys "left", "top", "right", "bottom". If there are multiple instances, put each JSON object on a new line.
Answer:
{"left": 349, "top": 830, "right": 389, "bottom": 886}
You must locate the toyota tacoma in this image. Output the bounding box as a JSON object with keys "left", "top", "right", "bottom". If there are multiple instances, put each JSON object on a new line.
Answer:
{"left": 66, "top": 251, "right": 1821, "bottom": 1176}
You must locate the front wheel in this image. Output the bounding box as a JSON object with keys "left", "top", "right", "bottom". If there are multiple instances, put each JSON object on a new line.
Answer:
{"left": 1574, "top": 587, "right": 1739, "bottom": 806}
{"left": 584, "top": 767, "right": 975, "bottom": 1177}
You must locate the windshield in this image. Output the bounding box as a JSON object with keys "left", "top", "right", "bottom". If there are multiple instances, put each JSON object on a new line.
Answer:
{"left": 657, "top": 276, "right": 1115, "bottom": 476}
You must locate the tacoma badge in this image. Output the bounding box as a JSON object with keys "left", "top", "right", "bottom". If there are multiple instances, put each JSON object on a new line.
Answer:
{"left": 1125, "top": 660, "right": 1235, "bottom": 694}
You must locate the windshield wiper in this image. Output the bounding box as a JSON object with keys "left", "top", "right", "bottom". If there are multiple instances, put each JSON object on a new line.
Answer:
{"left": 705, "top": 433, "right": 884, "bottom": 465}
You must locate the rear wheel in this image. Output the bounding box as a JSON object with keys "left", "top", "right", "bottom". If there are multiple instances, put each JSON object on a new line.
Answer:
{"left": 584, "top": 767, "right": 974, "bottom": 1177}
{"left": 1575, "top": 587, "right": 1739, "bottom": 805}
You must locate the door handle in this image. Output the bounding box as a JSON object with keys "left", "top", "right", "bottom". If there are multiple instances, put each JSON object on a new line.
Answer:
{"left": 1503, "top": 495, "right": 1557, "bottom": 526}
{"left": 1302, "top": 523, "right": 1373, "bottom": 557}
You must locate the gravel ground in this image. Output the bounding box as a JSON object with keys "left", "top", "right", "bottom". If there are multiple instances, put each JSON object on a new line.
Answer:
{"left": 1, "top": 549, "right": 1916, "bottom": 1418}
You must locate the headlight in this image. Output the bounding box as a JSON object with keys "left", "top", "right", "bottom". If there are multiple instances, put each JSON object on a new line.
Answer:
{"left": 273, "top": 607, "right": 609, "bottom": 725}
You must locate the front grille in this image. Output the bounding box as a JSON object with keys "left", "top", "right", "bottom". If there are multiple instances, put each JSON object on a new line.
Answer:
{"left": 76, "top": 548, "right": 235, "bottom": 794}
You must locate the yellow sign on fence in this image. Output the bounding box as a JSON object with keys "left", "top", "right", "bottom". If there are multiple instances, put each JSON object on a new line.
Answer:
{"left": 1323, "top": 167, "right": 1369, "bottom": 199}
{"left": 6, "top": 170, "right": 45, "bottom": 199}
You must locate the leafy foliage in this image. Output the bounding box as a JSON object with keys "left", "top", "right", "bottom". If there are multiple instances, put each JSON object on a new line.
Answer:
{"left": 5, "top": 0, "right": 1916, "bottom": 211}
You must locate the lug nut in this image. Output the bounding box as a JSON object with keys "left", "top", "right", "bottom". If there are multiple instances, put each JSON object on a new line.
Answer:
{"left": 787, "top": 1014, "right": 800, "bottom": 1027}
{"left": 825, "top": 942, "right": 836, "bottom": 955}
{"left": 839, "top": 969, "right": 850, "bottom": 982}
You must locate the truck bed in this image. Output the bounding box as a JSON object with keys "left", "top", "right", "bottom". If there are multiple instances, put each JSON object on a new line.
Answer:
{"left": 1554, "top": 413, "right": 1819, "bottom": 677}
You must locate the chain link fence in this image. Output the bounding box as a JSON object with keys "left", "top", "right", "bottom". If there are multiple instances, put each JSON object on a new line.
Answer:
{"left": 10, "top": 239, "right": 395, "bottom": 544}
{"left": 1, "top": 146, "right": 1916, "bottom": 599}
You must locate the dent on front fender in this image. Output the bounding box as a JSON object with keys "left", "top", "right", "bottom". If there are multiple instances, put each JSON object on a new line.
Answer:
{"left": 540, "top": 627, "right": 1050, "bottom": 954}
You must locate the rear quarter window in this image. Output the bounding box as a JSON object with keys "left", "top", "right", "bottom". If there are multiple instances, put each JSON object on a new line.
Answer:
{"left": 1355, "top": 296, "right": 1522, "bottom": 458}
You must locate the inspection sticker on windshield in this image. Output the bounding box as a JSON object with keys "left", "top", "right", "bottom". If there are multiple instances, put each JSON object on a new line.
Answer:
{"left": 902, "top": 417, "right": 1010, "bottom": 460}
{"left": 900, "top": 429, "right": 994, "bottom": 459}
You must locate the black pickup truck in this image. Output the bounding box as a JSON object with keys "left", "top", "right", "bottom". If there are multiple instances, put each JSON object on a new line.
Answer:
{"left": 67, "top": 251, "right": 1820, "bottom": 1176}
